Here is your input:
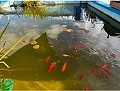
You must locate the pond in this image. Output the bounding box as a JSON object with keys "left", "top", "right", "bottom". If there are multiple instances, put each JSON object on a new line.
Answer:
{"left": 0, "top": 1, "right": 120, "bottom": 90}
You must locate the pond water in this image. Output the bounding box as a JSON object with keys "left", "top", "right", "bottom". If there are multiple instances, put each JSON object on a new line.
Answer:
{"left": 0, "top": 2, "right": 120, "bottom": 90}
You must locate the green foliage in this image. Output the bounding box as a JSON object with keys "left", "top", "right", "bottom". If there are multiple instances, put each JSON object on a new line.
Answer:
{"left": 22, "top": 1, "right": 45, "bottom": 20}
{"left": 0, "top": 79, "right": 13, "bottom": 91}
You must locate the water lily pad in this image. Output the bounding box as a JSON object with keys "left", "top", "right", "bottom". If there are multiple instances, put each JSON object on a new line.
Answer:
{"left": 0, "top": 79, "right": 13, "bottom": 91}
{"left": 30, "top": 40, "right": 37, "bottom": 45}
{"left": 33, "top": 45, "right": 40, "bottom": 49}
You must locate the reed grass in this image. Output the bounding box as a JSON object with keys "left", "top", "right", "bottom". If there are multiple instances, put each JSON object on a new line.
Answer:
{"left": 0, "top": 35, "right": 26, "bottom": 61}
{"left": 0, "top": 20, "right": 10, "bottom": 39}
{"left": 0, "top": 35, "right": 25, "bottom": 68}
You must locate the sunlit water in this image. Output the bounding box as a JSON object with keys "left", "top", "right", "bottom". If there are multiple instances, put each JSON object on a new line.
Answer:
{"left": 0, "top": 3, "right": 120, "bottom": 90}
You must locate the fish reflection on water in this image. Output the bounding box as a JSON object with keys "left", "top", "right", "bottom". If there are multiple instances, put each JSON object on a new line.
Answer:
{"left": 0, "top": 3, "right": 120, "bottom": 90}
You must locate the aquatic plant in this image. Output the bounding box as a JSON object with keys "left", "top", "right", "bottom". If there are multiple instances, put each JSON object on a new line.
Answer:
{"left": 21, "top": 1, "right": 45, "bottom": 20}
{"left": 0, "top": 15, "right": 10, "bottom": 39}
{"left": 0, "top": 35, "right": 26, "bottom": 68}
{"left": 0, "top": 22, "right": 9, "bottom": 39}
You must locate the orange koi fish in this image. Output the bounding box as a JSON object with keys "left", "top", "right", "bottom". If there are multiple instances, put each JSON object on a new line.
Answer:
{"left": 101, "top": 65, "right": 111, "bottom": 71}
{"left": 69, "top": 54, "right": 75, "bottom": 60}
{"left": 93, "top": 64, "right": 100, "bottom": 68}
{"left": 80, "top": 72, "right": 85, "bottom": 79}
{"left": 48, "top": 63, "right": 56, "bottom": 72}
{"left": 62, "top": 63, "right": 67, "bottom": 72}
{"left": 92, "top": 64, "right": 100, "bottom": 76}
{"left": 44, "top": 56, "right": 50, "bottom": 64}
{"left": 92, "top": 69, "right": 99, "bottom": 76}
{"left": 101, "top": 65, "right": 111, "bottom": 78}
{"left": 106, "top": 73, "right": 111, "bottom": 79}
{"left": 101, "top": 69, "right": 111, "bottom": 79}
{"left": 85, "top": 86, "right": 90, "bottom": 91}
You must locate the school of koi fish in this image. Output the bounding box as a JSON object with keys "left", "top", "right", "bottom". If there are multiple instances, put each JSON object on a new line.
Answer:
{"left": 37, "top": 23, "right": 119, "bottom": 90}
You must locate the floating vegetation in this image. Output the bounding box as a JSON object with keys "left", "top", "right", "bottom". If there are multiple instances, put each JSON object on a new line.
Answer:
{"left": 30, "top": 40, "right": 37, "bottom": 45}
{"left": 33, "top": 45, "right": 40, "bottom": 49}
{"left": 66, "top": 29, "right": 72, "bottom": 32}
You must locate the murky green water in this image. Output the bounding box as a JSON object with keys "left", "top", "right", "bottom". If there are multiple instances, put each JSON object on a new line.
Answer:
{"left": 0, "top": 2, "right": 120, "bottom": 90}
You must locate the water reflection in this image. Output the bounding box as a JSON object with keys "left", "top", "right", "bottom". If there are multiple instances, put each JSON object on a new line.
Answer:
{"left": 74, "top": 6, "right": 85, "bottom": 21}
{"left": 102, "top": 23, "right": 120, "bottom": 38}
{"left": 9, "top": 1, "right": 45, "bottom": 20}
{"left": 0, "top": 2, "right": 120, "bottom": 90}
{"left": 0, "top": 15, "right": 10, "bottom": 39}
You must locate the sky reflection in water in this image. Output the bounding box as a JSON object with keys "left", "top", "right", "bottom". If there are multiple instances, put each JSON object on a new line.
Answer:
{"left": 0, "top": 3, "right": 120, "bottom": 90}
